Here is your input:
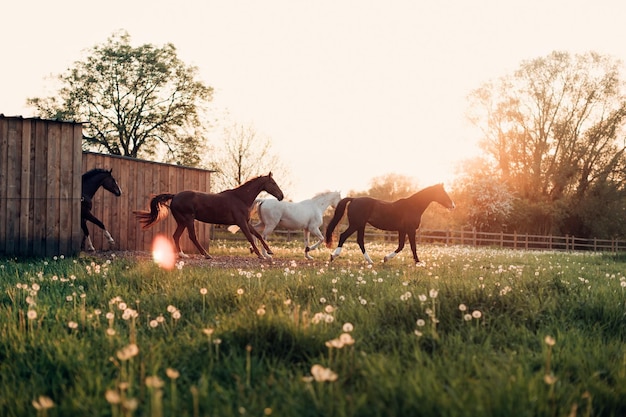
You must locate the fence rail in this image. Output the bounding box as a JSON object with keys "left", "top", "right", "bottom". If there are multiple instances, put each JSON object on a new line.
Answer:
{"left": 222, "top": 227, "right": 626, "bottom": 253}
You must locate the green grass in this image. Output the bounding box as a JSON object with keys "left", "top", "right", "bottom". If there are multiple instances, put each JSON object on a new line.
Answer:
{"left": 1, "top": 242, "right": 625, "bottom": 417}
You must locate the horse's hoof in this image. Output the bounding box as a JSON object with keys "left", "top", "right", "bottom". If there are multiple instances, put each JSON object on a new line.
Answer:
{"left": 267, "top": 250, "right": 274, "bottom": 255}
{"left": 178, "top": 252, "right": 190, "bottom": 259}
{"left": 329, "top": 254, "right": 335, "bottom": 262}
{"left": 305, "top": 254, "right": 314, "bottom": 260}
{"left": 204, "top": 254, "right": 212, "bottom": 260}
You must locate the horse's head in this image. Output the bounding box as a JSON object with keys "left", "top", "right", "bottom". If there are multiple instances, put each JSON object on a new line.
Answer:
{"left": 263, "top": 172, "right": 284, "bottom": 201}
{"left": 432, "top": 183, "right": 455, "bottom": 210}
{"left": 102, "top": 169, "right": 122, "bottom": 197}
{"left": 330, "top": 191, "right": 342, "bottom": 208}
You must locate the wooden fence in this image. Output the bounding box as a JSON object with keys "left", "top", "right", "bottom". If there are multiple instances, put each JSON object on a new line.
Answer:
{"left": 82, "top": 152, "right": 214, "bottom": 253}
{"left": 0, "top": 116, "right": 83, "bottom": 257}
{"left": 241, "top": 227, "right": 626, "bottom": 253}
{"left": 0, "top": 115, "right": 215, "bottom": 257}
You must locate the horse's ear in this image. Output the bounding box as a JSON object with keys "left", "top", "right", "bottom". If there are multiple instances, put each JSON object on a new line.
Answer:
{"left": 268, "top": 172, "right": 273, "bottom": 178}
{"left": 108, "top": 168, "right": 113, "bottom": 173}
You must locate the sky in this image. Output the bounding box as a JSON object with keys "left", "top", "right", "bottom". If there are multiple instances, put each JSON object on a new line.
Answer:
{"left": 3, "top": 0, "right": 626, "bottom": 200}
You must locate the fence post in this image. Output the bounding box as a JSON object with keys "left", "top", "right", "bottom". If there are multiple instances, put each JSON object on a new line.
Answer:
{"left": 473, "top": 228, "right": 477, "bottom": 247}
{"left": 513, "top": 231, "right": 517, "bottom": 249}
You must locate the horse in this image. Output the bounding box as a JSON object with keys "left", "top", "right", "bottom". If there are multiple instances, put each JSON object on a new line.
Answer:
{"left": 325, "top": 183, "right": 455, "bottom": 264}
{"left": 249, "top": 191, "right": 342, "bottom": 259}
{"left": 81, "top": 168, "right": 122, "bottom": 252}
{"left": 133, "top": 172, "right": 284, "bottom": 259}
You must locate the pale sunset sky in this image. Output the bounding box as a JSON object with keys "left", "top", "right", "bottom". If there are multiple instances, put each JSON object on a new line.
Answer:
{"left": 2, "top": 1, "right": 626, "bottom": 200}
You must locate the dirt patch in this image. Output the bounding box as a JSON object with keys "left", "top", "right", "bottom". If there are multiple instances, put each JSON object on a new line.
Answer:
{"left": 82, "top": 250, "right": 328, "bottom": 269}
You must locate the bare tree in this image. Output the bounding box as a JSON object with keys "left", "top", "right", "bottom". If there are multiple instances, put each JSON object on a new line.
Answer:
{"left": 208, "top": 122, "right": 290, "bottom": 192}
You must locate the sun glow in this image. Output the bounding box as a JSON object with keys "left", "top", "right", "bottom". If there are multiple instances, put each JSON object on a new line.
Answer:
{"left": 152, "top": 234, "right": 176, "bottom": 270}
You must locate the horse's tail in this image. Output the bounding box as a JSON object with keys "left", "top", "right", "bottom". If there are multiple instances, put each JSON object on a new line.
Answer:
{"left": 325, "top": 197, "right": 353, "bottom": 248}
{"left": 133, "top": 193, "right": 176, "bottom": 229}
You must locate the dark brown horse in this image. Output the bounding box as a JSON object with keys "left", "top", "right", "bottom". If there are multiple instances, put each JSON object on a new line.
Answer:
{"left": 325, "top": 183, "right": 455, "bottom": 264}
{"left": 134, "top": 173, "right": 284, "bottom": 259}
{"left": 81, "top": 168, "right": 122, "bottom": 251}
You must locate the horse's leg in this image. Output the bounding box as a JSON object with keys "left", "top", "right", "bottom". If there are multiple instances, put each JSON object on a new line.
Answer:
{"left": 407, "top": 230, "right": 421, "bottom": 264}
{"left": 186, "top": 221, "right": 211, "bottom": 259}
{"left": 81, "top": 218, "right": 95, "bottom": 252}
{"left": 384, "top": 232, "right": 407, "bottom": 262}
{"left": 83, "top": 212, "right": 115, "bottom": 248}
{"left": 257, "top": 220, "right": 277, "bottom": 258}
{"left": 305, "top": 227, "right": 325, "bottom": 259}
{"left": 330, "top": 225, "right": 358, "bottom": 261}
{"left": 172, "top": 223, "right": 189, "bottom": 258}
{"left": 239, "top": 222, "right": 267, "bottom": 259}
{"left": 356, "top": 227, "right": 374, "bottom": 265}
{"left": 250, "top": 223, "right": 275, "bottom": 257}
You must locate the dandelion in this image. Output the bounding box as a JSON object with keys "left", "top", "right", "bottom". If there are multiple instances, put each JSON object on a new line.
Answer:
{"left": 116, "top": 343, "right": 139, "bottom": 361}
{"left": 416, "top": 319, "right": 426, "bottom": 327}
{"left": 543, "top": 373, "right": 558, "bottom": 385}
{"left": 32, "top": 395, "right": 55, "bottom": 411}
{"left": 339, "top": 332, "right": 355, "bottom": 345}
{"left": 166, "top": 368, "right": 180, "bottom": 379}
{"left": 27, "top": 310, "right": 37, "bottom": 320}
{"left": 237, "top": 288, "right": 244, "bottom": 295}
{"left": 458, "top": 304, "right": 467, "bottom": 311}
{"left": 68, "top": 321, "right": 78, "bottom": 329}
{"left": 463, "top": 314, "right": 472, "bottom": 321}
{"left": 145, "top": 375, "right": 164, "bottom": 389}
{"left": 342, "top": 322, "right": 354, "bottom": 332}
{"left": 149, "top": 320, "right": 159, "bottom": 328}
{"left": 256, "top": 307, "right": 266, "bottom": 316}
{"left": 429, "top": 289, "right": 438, "bottom": 298}
{"left": 104, "top": 389, "right": 121, "bottom": 404}
{"left": 471, "top": 310, "right": 482, "bottom": 319}
{"left": 106, "top": 328, "right": 116, "bottom": 336}
{"left": 203, "top": 328, "right": 214, "bottom": 336}
{"left": 418, "top": 294, "right": 427, "bottom": 302}
{"left": 544, "top": 335, "right": 556, "bottom": 346}
{"left": 310, "top": 364, "right": 338, "bottom": 382}
{"left": 172, "top": 310, "right": 181, "bottom": 320}
{"left": 200, "top": 288, "right": 208, "bottom": 295}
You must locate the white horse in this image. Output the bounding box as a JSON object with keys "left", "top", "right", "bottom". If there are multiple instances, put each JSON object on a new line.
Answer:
{"left": 250, "top": 191, "right": 342, "bottom": 259}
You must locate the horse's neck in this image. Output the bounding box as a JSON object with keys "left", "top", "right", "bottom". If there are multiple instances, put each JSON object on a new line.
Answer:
{"left": 408, "top": 190, "right": 435, "bottom": 211}
{"left": 235, "top": 179, "right": 266, "bottom": 205}
{"left": 82, "top": 175, "right": 104, "bottom": 198}
{"left": 313, "top": 194, "right": 332, "bottom": 210}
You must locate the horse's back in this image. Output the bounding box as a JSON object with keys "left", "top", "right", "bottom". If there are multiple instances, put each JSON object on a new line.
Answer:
{"left": 170, "top": 190, "right": 247, "bottom": 224}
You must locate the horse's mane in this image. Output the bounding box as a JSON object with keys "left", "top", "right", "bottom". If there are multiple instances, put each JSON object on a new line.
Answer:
{"left": 83, "top": 168, "right": 110, "bottom": 179}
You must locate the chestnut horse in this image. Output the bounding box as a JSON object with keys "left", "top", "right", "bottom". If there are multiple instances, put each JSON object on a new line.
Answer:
{"left": 134, "top": 173, "right": 284, "bottom": 259}
{"left": 325, "top": 183, "right": 455, "bottom": 264}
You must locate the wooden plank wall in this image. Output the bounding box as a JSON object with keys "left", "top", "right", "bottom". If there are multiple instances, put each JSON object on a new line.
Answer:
{"left": 82, "top": 152, "right": 214, "bottom": 254}
{"left": 0, "top": 116, "right": 83, "bottom": 257}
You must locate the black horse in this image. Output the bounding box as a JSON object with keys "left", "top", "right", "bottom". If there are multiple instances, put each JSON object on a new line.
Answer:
{"left": 134, "top": 173, "right": 284, "bottom": 259}
{"left": 81, "top": 168, "right": 122, "bottom": 251}
{"left": 325, "top": 183, "right": 455, "bottom": 264}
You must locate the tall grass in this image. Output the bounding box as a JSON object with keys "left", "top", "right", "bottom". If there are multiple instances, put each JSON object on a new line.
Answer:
{"left": 1, "top": 242, "right": 625, "bottom": 417}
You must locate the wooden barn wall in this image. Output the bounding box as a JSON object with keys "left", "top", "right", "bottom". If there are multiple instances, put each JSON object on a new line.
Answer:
{"left": 82, "top": 152, "right": 213, "bottom": 254}
{"left": 0, "top": 116, "right": 83, "bottom": 257}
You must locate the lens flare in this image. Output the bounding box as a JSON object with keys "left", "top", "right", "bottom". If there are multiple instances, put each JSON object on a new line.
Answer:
{"left": 152, "top": 234, "right": 176, "bottom": 270}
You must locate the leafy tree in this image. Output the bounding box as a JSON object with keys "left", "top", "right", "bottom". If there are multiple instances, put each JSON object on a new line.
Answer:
{"left": 351, "top": 173, "right": 419, "bottom": 200}
{"left": 467, "top": 51, "right": 626, "bottom": 237}
{"left": 454, "top": 157, "right": 514, "bottom": 232}
{"left": 27, "top": 31, "right": 213, "bottom": 165}
{"left": 208, "top": 122, "right": 290, "bottom": 193}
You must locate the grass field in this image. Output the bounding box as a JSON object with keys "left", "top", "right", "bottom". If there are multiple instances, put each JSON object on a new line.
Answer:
{"left": 1, "top": 240, "right": 625, "bottom": 417}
